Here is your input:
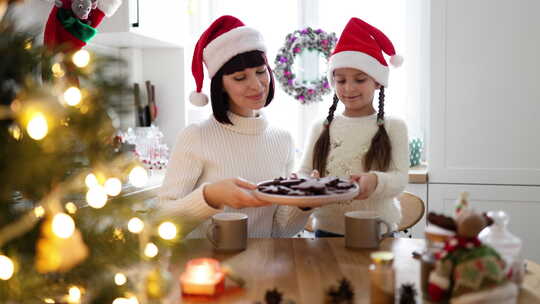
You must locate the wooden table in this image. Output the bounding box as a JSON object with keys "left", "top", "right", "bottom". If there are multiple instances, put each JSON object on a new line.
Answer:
{"left": 164, "top": 238, "right": 540, "bottom": 304}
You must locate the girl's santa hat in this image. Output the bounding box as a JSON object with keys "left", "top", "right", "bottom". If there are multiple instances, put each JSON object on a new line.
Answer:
{"left": 190, "top": 15, "right": 266, "bottom": 106}
{"left": 327, "top": 17, "right": 403, "bottom": 88}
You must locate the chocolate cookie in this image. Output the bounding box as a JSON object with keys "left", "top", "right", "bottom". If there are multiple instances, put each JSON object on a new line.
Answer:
{"left": 291, "top": 180, "right": 326, "bottom": 194}
{"left": 258, "top": 176, "right": 356, "bottom": 197}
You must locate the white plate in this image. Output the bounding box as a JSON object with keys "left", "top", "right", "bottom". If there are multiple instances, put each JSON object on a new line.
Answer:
{"left": 254, "top": 181, "right": 360, "bottom": 207}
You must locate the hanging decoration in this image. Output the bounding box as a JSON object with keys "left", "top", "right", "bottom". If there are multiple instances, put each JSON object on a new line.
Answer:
{"left": 274, "top": 27, "right": 337, "bottom": 104}
{"left": 43, "top": 0, "right": 122, "bottom": 53}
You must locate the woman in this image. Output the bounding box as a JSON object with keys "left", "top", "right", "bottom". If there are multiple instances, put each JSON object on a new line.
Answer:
{"left": 158, "top": 15, "right": 313, "bottom": 239}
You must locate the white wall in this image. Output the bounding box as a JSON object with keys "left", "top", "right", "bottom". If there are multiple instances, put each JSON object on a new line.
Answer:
{"left": 142, "top": 48, "right": 185, "bottom": 148}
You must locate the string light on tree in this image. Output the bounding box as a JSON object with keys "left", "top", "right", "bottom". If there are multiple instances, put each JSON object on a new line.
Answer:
{"left": 112, "top": 298, "right": 129, "bottom": 304}
{"left": 127, "top": 217, "right": 144, "bottom": 234}
{"left": 86, "top": 185, "right": 108, "bottom": 208}
{"left": 63, "top": 87, "right": 82, "bottom": 106}
{"left": 26, "top": 112, "right": 48, "bottom": 140}
{"left": 67, "top": 286, "right": 82, "bottom": 303}
{"left": 104, "top": 177, "right": 122, "bottom": 196}
{"left": 51, "top": 63, "right": 65, "bottom": 78}
{"left": 144, "top": 243, "right": 159, "bottom": 258}
{"left": 126, "top": 294, "right": 139, "bottom": 304}
{"left": 8, "top": 124, "right": 22, "bottom": 140}
{"left": 113, "top": 228, "right": 125, "bottom": 241}
{"left": 0, "top": 255, "right": 15, "bottom": 280}
{"left": 65, "top": 202, "right": 77, "bottom": 214}
{"left": 34, "top": 205, "right": 46, "bottom": 218}
{"left": 43, "top": 298, "right": 55, "bottom": 303}
{"left": 52, "top": 213, "right": 75, "bottom": 239}
{"left": 128, "top": 166, "right": 148, "bottom": 187}
{"left": 85, "top": 173, "right": 99, "bottom": 188}
{"left": 158, "top": 222, "right": 177, "bottom": 240}
{"left": 72, "top": 50, "right": 90, "bottom": 68}
{"left": 114, "top": 272, "right": 127, "bottom": 286}
{"left": 112, "top": 295, "right": 139, "bottom": 304}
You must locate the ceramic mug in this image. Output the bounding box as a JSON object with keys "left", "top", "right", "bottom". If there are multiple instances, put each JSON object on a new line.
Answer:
{"left": 206, "top": 212, "right": 248, "bottom": 251}
{"left": 345, "top": 211, "right": 393, "bottom": 249}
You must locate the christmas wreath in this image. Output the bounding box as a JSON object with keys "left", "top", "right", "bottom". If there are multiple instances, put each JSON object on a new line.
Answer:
{"left": 274, "top": 27, "right": 337, "bottom": 104}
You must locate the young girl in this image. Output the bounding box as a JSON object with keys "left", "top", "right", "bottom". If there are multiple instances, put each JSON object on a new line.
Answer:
{"left": 299, "top": 17, "right": 409, "bottom": 237}
{"left": 158, "top": 15, "right": 313, "bottom": 239}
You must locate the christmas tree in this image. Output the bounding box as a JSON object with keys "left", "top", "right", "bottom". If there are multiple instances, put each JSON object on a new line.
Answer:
{"left": 1, "top": 2, "right": 175, "bottom": 303}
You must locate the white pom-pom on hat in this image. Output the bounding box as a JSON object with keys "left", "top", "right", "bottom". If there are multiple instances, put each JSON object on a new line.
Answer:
{"left": 390, "top": 54, "right": 404, "bottom": 67}
{"left": 190, "top": 91, "right": 209, "bottom": 107}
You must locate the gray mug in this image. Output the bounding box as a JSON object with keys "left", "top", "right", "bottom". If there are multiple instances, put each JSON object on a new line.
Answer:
{"left": 345, "top": 211, "right": 393, "bottom": 249}
{"left": 206, "top": 212, "right": 248, "bottom": 251}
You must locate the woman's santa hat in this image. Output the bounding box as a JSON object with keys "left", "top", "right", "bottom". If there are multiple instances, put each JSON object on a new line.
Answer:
{"left": 189, "top": 15, "right": 266, "bottom": 106}
{"left": 327, "top": 17, "right": 403, "bottom": 88}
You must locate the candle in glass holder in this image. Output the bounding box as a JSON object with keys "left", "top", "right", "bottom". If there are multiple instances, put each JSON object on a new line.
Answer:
{"left": 180, "top": 258, "right": 225, "bottom": 296}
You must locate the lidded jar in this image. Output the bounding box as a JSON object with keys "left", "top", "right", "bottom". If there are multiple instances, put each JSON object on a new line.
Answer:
{"left": 369, "top": 251, "right": 395, "bottom": 304}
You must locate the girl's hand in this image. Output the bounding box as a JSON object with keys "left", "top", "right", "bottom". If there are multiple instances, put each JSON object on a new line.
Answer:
{"left": 203, "top": 178, "right": 271, "bottom": 209}
{"left": 350, "top": 173, "right": 378, "bottom": 200}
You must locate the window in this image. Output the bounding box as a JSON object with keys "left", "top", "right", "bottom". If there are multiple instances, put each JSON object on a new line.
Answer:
{"left": 185, "top": 0, "right": 428, "bottom": 158}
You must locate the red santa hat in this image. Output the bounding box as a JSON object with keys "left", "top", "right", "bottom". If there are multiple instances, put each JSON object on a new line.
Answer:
{"left": 189, "top": 15, "right": 266, "bottom": 106}
{"left": 327, "top": 17, "right": 403, "bottom": 88}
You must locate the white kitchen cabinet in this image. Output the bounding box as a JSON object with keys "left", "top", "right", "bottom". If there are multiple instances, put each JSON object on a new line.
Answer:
{"left": 93, "top": 0, "right": 187, "bottom": 48}
{"left": 428, "top": 184, "right": 540, "bottom": 263}
{"left": 428, "top": 0, "right": 540, "bottom": 185}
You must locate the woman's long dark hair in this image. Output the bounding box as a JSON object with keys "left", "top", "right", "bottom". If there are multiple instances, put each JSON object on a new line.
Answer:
{"left": 210, "top": 50, "right": 275, "bottom": 125}
{"left": 312, "top": 87, "right": 392, "bottom": 176}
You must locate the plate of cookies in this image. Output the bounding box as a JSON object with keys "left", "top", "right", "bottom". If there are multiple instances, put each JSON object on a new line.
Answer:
{"left": 254, "top": 176, "right": 360, "bottom": 206}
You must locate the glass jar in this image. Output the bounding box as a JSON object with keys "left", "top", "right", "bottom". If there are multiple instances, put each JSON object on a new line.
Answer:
{"left": 479, "top": 210, "right": 524, "bottom": 285}
{"left": 369, "top": 251, "right": 395, "bottom": 304}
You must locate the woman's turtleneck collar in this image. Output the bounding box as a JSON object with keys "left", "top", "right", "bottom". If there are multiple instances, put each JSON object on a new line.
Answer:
{"left": 217, "top": 111, "right": 269, "bottom": 135}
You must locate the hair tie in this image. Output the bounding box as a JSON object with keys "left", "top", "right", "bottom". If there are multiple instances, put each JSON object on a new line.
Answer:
{"left": 377, "top": 118, "right": 384, "bottom": 126}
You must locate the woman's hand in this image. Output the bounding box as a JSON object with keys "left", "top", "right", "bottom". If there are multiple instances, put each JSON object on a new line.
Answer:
{"left": 203, "top": 178, "right": 271, "bottom": 209}
{"left": 350, "top": 173, "right": 378, "bottom": 200}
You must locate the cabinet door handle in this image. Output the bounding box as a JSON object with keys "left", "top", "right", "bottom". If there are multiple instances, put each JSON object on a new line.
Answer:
{"left": 132, "top": 0, "right": 139, "bottom": 27}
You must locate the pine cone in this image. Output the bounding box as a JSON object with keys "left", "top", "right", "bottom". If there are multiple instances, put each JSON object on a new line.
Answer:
{"left": 264, "top": 288, "right": 283, "bottom": 304}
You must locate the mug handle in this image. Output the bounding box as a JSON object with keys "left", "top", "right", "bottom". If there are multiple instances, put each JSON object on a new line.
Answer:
{"left": 376, "top": 219, "right": 394, "bottom": 240}
{"left": 206, "top": 221, "right": 218, "bottom": 247}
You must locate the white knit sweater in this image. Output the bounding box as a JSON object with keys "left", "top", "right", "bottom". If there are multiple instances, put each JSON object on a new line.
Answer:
{"left": 298, "top": 113, "right": 409, "bottom": 234}
{"left": 157, "top": 111, "right": 312, "bottom": 239}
